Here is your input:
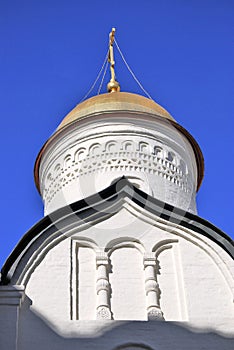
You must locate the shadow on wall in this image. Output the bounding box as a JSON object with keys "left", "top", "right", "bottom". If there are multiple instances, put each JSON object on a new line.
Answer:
{"left": 16, "top": 296, "right": 234, "bottom": 350}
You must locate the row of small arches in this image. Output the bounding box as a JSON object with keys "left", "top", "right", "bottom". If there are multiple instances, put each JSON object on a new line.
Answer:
{"left": 72, "top": 238, "right": 177, "bottom": 321}
{"left": 64, "top": 141, "right": 177, "bottom": 162}
{"left": 46, "top": 140, "right": 187, "bottom": 182}
{"left": 73, "top": 237, "right": 177, "bottom": 258}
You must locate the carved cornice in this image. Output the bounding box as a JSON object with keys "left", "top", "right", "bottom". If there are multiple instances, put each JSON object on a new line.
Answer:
{"left": 41, "top": 137, "right": 191, "bottom": 207}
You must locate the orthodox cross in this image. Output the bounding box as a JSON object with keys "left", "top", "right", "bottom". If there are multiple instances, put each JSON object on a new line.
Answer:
{"left": 107, "top": 28, "right": 120, "bottom": 92}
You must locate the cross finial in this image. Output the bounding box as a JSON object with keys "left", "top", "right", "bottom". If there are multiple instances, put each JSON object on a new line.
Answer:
{"left": 107, "top": 27, "right": 120, "bottom": 93}
{"left": 109, "top": 27, "right": 115, "bottom": 46}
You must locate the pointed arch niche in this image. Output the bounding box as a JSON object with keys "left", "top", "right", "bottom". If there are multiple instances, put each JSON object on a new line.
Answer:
{"left": 107, "top": 239, "right": 147, "bottom": 320}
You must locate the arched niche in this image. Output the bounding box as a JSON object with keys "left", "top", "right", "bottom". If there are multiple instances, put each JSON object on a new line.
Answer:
{"left": 122, "top": 140, "right": 135, "bottom": 152}
{"left": 107, "top": 240, "right": 146, "bottom": 320}
{"left": 74, "top": 147, "right": 86, "bottom": 162}
{"left": 70, "top": 238, "right": 98, "bottom": 320}
{"left": 152, "top": 239, "right": 186, "bottom": 321}
{"left": 139, "top": 141, "right": 150, "bottom": 153}
{"left": 64, "top": 154, "right": 72, "bottom": 168}
{"left": 105, "top": 140, "right": 118, "bottom": 153}
{"left": 88, "top": 143, "right": 102, "bottom": 155}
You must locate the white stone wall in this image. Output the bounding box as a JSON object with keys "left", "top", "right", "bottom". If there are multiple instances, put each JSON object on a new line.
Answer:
{"left": 39, "top": 114, "right": 198, "bottom": 215}
{"left": 13, "top": 204, "right": 234, "bottom": 332}
{"left": 1, "top": 204, "right": 233, "bottom": 349}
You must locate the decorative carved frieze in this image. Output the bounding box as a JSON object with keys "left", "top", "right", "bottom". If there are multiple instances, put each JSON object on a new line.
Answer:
{"left": 43, "top": 139, "right": 190, "bottom": 204}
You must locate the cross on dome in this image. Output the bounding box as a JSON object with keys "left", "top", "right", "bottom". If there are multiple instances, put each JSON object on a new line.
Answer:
{"left": 107, "top": 27, "right": 121, "bottom": 93}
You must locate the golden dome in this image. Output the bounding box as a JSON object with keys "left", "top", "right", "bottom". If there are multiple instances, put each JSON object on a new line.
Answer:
{"left": 34, "top": 91, "right": 204, "bottom": 194}
{"left": 57, "top": 92, "right": 174, "bottom": 130}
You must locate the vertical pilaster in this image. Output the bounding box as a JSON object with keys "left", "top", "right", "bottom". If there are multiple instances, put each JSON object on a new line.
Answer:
{"left": 96, "top": 252, "right": 112, "bottom": 320}
{"left": 144, "top": 254, "right": 164, "bottom": 320}
{"left": 0, "top": 285, "right": 25, "bottom": 350}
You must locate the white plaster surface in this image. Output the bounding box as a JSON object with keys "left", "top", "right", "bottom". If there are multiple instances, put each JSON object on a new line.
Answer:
{"left": 0, "top": 203, "right": 233, "bottom": 349}
{"left": 1, "top": 106, "right": 233, "bottom": 350}
{"left": 39, "top": 114, "right": 198, "bottom": 215}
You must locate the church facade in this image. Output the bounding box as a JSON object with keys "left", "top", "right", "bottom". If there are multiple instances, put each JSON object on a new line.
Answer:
{"left": 0, "top": 31, "right": 233, "bottom": 350}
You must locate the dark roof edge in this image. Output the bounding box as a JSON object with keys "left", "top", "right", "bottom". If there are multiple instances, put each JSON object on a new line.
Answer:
{"left": 1, "top": 177, "right": 233, "bottom": 285}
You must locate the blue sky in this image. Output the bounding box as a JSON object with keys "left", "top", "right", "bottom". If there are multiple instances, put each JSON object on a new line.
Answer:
{"left": 0, "top": 0, "right": 233, "bottom": 267}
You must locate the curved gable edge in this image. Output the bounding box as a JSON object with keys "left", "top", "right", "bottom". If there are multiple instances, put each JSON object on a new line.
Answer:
{"left": 1, "top": 177, "right": 233, "bottom": 285}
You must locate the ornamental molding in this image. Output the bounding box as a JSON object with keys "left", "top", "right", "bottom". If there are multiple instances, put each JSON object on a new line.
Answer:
{"left": 42, "top": 141, "right": 190, "bottom": 205}
{"left": 39, "top": 120, "right": 190, "bottom": 178}
{"left": 147, "top": 306, "right": 164, "bottom": 321}
{"left": 96, "top": 306, "right": 112, "bottom": 320}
